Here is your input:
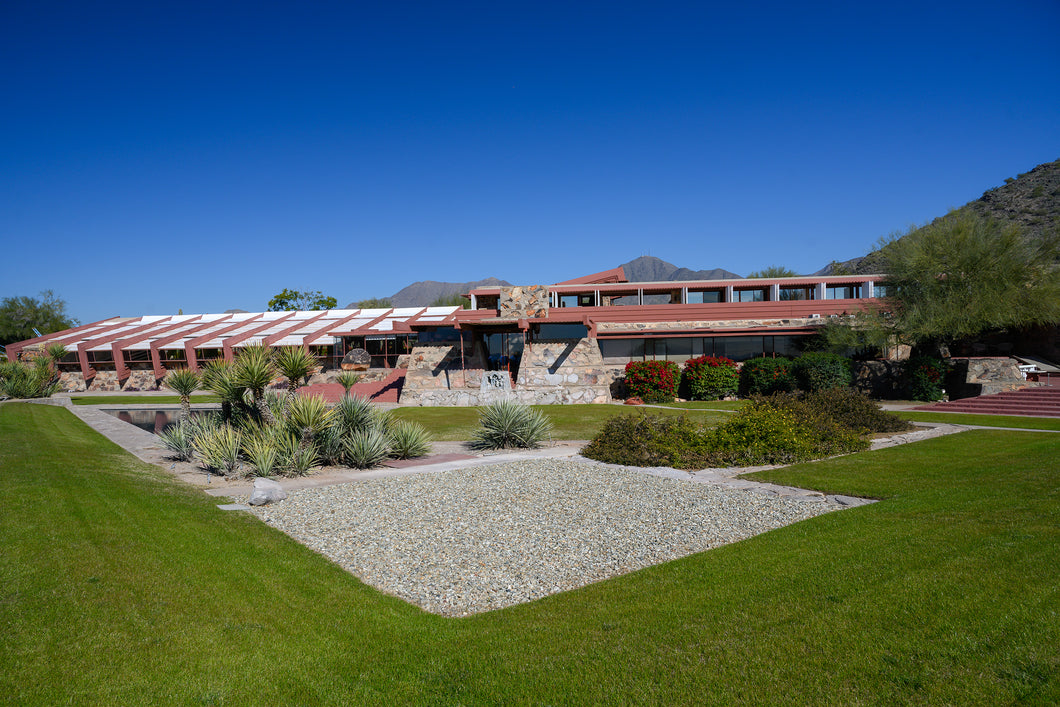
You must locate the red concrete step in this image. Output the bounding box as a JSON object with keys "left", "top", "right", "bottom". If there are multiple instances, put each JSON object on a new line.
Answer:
{"left": 913, "top": 386, "right": 1060, "bottom": 417}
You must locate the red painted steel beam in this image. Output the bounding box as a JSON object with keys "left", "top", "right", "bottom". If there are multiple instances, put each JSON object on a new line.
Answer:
{"left": 5, "top": 318, "right": 123, "bottom": 361}
{"left": 220, "top": 311, "right": 296, "bottom": 362}
{"left": 149, "top": 317, "right": 238, "bottom": 378}
{"left": 303, "top": 311, "right": 363, "bottom": 347}
{"left": 183, "top": 316, "right": 264, "bottom": 372}
{"left": 262, "top": 310, "right": 330, "bottom": 348}
{"left": 75, "top": 318, "right": 174, "bottom": 381}
{"left": 111, "top": 318, "right": 198, "bottom": 380}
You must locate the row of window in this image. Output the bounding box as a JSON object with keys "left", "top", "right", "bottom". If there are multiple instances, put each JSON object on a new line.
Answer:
{"left": 556, "top": 284, "right": 869, "bottom": 307}
{"left": 599, "top": 335, "right": 808, "bottom": 364}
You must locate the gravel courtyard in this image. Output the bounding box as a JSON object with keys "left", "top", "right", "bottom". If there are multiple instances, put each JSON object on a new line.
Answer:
{"left": 247, "top": 458, "right": 842, "bottom": 616}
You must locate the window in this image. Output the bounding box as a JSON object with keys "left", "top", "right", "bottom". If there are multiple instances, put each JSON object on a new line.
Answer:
{"left": 826, "top": 285, "right": 862, "bottom": 300}
{"left": 734, "top": 288, "right": 766, "bottom": 302}
{"left": 687, "top": 290, "right": 722, "bottom": 303}
{"left": 779, "top": 287, "right": 814, "bottom": 301}
{"left": 534, "top": 324, "right": 588, "bottom": 340}
{"left": 873, "top": 283, "right": 894, "bottom": 298}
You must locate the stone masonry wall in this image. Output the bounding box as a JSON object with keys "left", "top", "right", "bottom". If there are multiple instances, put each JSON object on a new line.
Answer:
{"left": 400, "top": 337, "right": 614, "bottom": 406}
{"left": 498, "top": 286, "right": 549, "bottom": 319}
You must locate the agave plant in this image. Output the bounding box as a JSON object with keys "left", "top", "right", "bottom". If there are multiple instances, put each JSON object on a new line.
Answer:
{"left": 157, "top": 421, "right": 197, "bottom": 461}
{"left": 470, "top": 398, "right": 553, "bottom": 450}
{"left": 241, "top": 426, "right": 281, "bottom": 477}
{"left": 163, "top": 367, "right": 200, "bottom": 423}
{"left": 233, "top": 344, "right": 278, "bottom": 424}
{"left": 335, "top": 371, "right": 362, "bottom": 397}
{"left": 387, "top": 420, "right": 433, "bottom": 459}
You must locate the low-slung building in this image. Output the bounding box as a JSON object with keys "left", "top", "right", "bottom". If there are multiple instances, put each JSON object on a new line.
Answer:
{"left": 8, "top": 268, "right": 886, "bottom": 401}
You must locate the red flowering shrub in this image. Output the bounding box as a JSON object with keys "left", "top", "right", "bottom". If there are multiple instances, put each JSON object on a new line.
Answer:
{"left": 624, "top": 360, "right": 681, "bottom": 403}
{"left": 682, "top": 355, "right": 739, "bottom": 400}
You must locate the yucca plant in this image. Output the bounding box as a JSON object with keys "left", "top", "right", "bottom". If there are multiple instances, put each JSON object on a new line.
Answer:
{"left": 200, "top": 359, "right": 247, "bottom": 422}
{"left": 316, "top": 423, "right": 347, "bottom": 466}
{"left": 191, "top": 423, "right": 242, "bottom": 476}
{"left": 274, "top": 346, "right": 319, "bottom": 396}
{"left": 343, "top": 428, "right": 391, "bottom": 469}
{"left": 164, "top": 367, "right": 200, "bottom": 423}
{"left": 156, "top": 421, "right": 197, "bottom": 461}
{"left": 470, "top": 398, "right": 553, "bottom": 450}
{"left": 233, "top": 344, "right": 278, "bottom": 424}
{"left": 286, "top": 444, "right": 320, "bottom": 476}
{"left": 387, "top": 420, "right": 433, "bottom": 459}
{"left": 333, "top": 395, "right": 375, "bottom": 435}
{"left": 335, "top": 371, "right": 362, "bottom": 397}
{"left": 284, "top": 393, "right": 335, "bottom": 449}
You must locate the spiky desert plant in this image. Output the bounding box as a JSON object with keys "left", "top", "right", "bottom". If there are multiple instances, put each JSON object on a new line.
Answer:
{"left": 233, "top": 344, "right": 278, "bottom": 424}
{"left": 200, "top": 359, "right": 247, "bottom": 422}
{"left": 333, "top": 395, "right": 375, "bottom": 435}
{"left": 191, "top": 424, "right": 242, "bottom": 476}
{"left": 164, "top": 367, "right": 200, "bottom": 423}
{"left": 343, "top": 428, "right": 390, "bottom": 469}
{"left": 274, "top": 346, "right": 319, "bottom": 397}
{"left": 284, "top": 393, "right": 335, "bottom": 450}
{"left": 286, "top": 443, "right": 320, "bottom": 476}
{"left": 45, "top": 342, "right": 68, "bottom": 364}
{"left": 335, "top": 371, "right": 362, "bottom": 397}
{"left": 241, "top": 427, "right": 281, "bottom": 477}
{"left": 369, "top": 406, "right": 395, "bottom": 435}
{"left": 470, "top": 398, "right": 553, "bottom": 450}
{"left": 316, "top": 423, "right": 346, "bottom": 466}
{"left": 157, "top": 420, "right": 198, "bottom": 461}
{"left": 387, "top": 420, "right": 433, "bottom": 459}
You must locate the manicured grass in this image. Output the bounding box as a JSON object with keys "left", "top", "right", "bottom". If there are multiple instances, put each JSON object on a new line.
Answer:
{"left": 897, "top": 410, "right": 1060, "bottom": 431}
{"left": 393, "top": 403, "right": 730, "bottom": 440}
{"left": 660, "top": 400, "right": 745, "bottom": 411}
{"left": 70, "top": 394, "right": 221, "bottom": 406}
{"left": 3, "top": 403, "right": 1059, "bottom": 704}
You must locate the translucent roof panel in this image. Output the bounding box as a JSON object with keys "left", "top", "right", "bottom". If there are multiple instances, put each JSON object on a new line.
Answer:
{"left": 388, "top": 307, "right": 424, "bottom": 317}
{"left": 423, "top": 306, "right": 461, "bottom": 316}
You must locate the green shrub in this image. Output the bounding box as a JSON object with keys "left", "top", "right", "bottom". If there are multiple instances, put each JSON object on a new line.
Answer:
{"left": 624, "top": 360, "right": 681, "bottom": 403}
{"left": 387, "top": 420, "right": 433, "bottom": 459}
{"left": 0, "top": 357, "right": 61, "bottom": 399}
{"left": 580, "top": 413, "right": 712, "bottom": 468}
{"left": 791, "top": 352, "right": 851, "bottom": 392}
{"left": 241, "top": 429, "right": 281, "bottom": 477}
{"left": 682, "top": 355, "right": 739, "bottom": 400}
{"left": 470, "top": 398, "right": 553, "bottom": 450}
{"left": 704, "top": 397, "right": 868, "bottom": 466}
{"left": 802, "top": 387, "right": 914, "bottom": 433}
{"left": 333, "top": 395, "right": 375, "bottom": 435}
{"left": 157, "top": 421, "right": 197, "bottom": 461}
{"left": 344, "top": 428, "right": 391, "bottom": 469}
{"left": 905, "top": 356, "right": 949, "bottom": 401}
{"left": 192, "top": 424, "right": 242, "bottom": 476}
{"left": 738, "top": 356, "right": 796, "bottom": 397}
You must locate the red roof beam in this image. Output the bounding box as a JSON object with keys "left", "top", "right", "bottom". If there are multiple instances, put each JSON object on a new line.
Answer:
{"left": 262, "top": 311, "right": 331, "bottom": 349}
{"left": 220, "top": 312, "right": 297, "bottom": 362}
{"left": 4, "top": 317, "right": 124, "bottom": 361}
{"left": 183, "top": 316, "right": 266, "bottom": 372}
{"left": 74, "top": 318, "right": 173, "bottom": 381}
{"left": 111, "top": 318, "right": 200, "bottom": 379}
{"left": 149, "top": 316, "right": 239, "bottom": 378}
{"left": 302, "top": 311, "right": 363, "bottom": 347}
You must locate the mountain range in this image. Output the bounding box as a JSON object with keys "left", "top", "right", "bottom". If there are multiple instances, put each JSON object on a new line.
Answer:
{"left": 371, "top": 157, "right": 1060, "bottom": 306}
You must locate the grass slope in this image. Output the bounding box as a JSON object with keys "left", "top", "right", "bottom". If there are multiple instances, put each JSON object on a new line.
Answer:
{"left": 2, "top": 404, "right": 1058, "bottom": 704}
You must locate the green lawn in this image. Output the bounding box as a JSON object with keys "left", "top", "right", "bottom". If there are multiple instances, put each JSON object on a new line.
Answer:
{"left": 393, "top": 403, "right": 729, "bottom": 440}
{"left": 2, "top": 403, "right": 1058, "bottom": 704}
{"left": 897, "top": 410, "right": 1060, "bottom": 431}
{"left": 660, "top": 400, "right": 745, "bottom": 411}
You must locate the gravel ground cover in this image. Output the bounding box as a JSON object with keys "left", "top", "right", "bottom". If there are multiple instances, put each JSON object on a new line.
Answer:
{"left": 248, "top": 459, "right": 840, "bottom": 616}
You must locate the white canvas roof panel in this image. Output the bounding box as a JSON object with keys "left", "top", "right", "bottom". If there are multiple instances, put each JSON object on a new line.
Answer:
{"left": 424, "top": 306, "right": 461, "bottom": 316}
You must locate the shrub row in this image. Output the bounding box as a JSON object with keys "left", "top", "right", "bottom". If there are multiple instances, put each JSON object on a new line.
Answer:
{"left": 582, "top": 389, "right": 910, "bottom": 469}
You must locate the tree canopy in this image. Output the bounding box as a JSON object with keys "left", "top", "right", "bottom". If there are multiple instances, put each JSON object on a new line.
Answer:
{"left": 429, "top": 293, "right": 470, "bottom": 309}
{"left": 355, "top": 297, "right": 392, "bottom": 309}
{"left": 0, "top": 290, "right": 78, "bottom": 347}
{"left": 267, "top": 289, "right": 338, "bottom": 312}
{"left": 746, "top": 265, "right": 799, "bottom": 278}
{"left": 820, "top": 211, "right": 1060, "bottom": 353}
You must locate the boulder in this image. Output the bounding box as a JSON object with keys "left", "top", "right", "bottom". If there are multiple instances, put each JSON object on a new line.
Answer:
{"left": 248, "top": 478, "right": 287, "bottom": 506}
{"left": 341, "top": 348, "right": 372, "bottom": 371}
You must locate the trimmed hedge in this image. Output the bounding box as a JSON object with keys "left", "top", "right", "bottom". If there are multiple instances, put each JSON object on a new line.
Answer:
{"left": 624, "top": 360, "right": 681, "bottom": 403}
{"left": 682, "top": 355, "right": 739, "bottom": 400}
{"left": 738, "top": 356, "right": 796, "bottom": 396}
{"left": 791, "top": 352, "right": 852, "bottom": 392}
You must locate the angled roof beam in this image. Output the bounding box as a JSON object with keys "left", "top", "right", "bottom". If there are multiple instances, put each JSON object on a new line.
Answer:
{"left": 5, "top": 318, "right": 123, "bottom": 361}
{"left": 302, "top": 311, "right": 363, "bottom": 347}
{"left": 183, "top": 316, "right": 265, "bottom": 372}
{"left": 149, "top": 317, "right": 239, "bottom": 378}
{"left": 111, "top": 318, "right": 199, "bottom": 380}
{"left": 220, "top": 312, "right": 297, "bottom": 362}
{"left": 262, "top": 311, "right": 331, "bottom": 349}
{"left": 75, "top": 318, "right": 173, "bottom": 381}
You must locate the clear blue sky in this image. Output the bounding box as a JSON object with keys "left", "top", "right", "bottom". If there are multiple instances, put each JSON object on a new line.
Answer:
{"left": 2, "top": 1, "right": 1058, "bottom": 325}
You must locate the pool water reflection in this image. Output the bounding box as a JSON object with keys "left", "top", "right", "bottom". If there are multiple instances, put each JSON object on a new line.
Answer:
{"left": 102, "top": 408, "right": 209, "bottom": 434}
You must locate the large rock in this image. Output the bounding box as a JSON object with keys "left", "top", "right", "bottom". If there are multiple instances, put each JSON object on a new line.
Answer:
{"left": 248, "top": 478, "right": 287, "bottom": 506}
{"left": 341, "top": 348, "right": 372, "bottom": 371}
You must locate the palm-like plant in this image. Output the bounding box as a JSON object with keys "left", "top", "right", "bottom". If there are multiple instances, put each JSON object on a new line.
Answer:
{"left": 274, "top": 346, "right": 319, "bottom": 397}
{"left": 164, "top": 367, "right": 200, "bottom": 423}
{"left": 284, "top": 393, "right": 335, "bottom": 450}
{"left": 200, "top": 359, "right": 247, "bottom": 422}
{"left": 233, "top": 345, "right": 278, "bottom": 424}
{"left": 335, "top": 371, "right": 362, "bottom": 397}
